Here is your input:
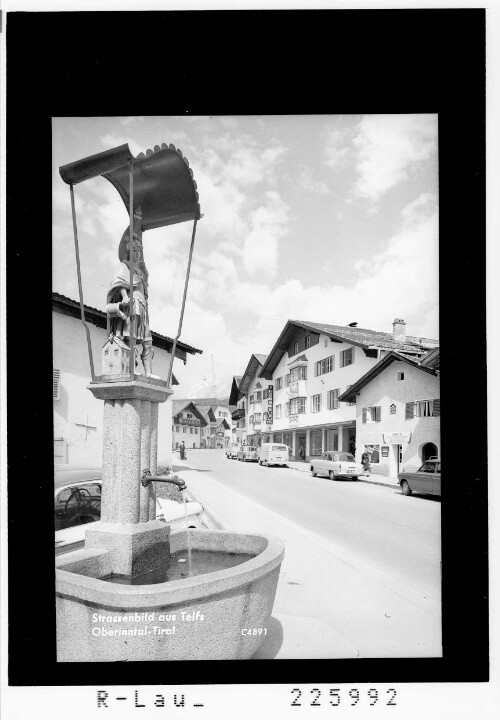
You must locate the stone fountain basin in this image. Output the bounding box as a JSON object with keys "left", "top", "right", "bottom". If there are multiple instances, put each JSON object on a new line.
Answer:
{"left": 56, "top": 528, "right": 285, "bottom": 662}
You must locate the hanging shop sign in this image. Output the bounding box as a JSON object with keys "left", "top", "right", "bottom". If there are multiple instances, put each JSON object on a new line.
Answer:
{"left": 265, "top": 384, "right": 274, "bottom": 424}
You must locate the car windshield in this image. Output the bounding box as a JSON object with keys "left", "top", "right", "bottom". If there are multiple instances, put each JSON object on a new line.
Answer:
{"left": 55, "top": 482, "right": 101, "bottom": 531}
{"left": 246, "top": 446, "right": 257, "bottom": 451}
{"left": 332, "top": 453, "right": 355, "bottom": 462}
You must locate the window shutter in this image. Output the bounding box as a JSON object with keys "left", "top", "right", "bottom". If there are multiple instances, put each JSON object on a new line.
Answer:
{"left": 405, "top": 401, "right": 414, "bottom": 419}
{"left": 375, "top": 406, "right": 381, "bottom": 422}
{"left": 351, "top": 346, "right": 355, "bottom": 363}
{"left": 433, "top": 398, "right": 441, "bottom": 417}
{"left": 362, "top": 408, "right": 367, "bottom": 423}
{"left": 53, "top": 369, "right": 61, "bottom": 400}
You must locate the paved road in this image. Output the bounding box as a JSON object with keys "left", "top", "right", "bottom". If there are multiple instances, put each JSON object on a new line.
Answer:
{"left": 182, "top": 449, "right": 441, "bottom": 599}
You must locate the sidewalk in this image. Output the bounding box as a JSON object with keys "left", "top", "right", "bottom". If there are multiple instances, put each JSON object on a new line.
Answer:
{"left": 178, "top": 461, "right": 441, "bottom": 660}
{"left": 287, "top": 460, "right": 400, "bottom": 488}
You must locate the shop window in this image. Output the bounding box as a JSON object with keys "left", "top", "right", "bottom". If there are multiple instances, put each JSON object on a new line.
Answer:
{"left": 340, "top": 347, "right": 355, "bottom": 367}
{"left": 364, "top": 444, "right": 380, "bottom": 463}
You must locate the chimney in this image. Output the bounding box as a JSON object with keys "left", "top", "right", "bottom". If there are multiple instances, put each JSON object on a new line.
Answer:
{"left": 393, "top": 318, "right": 406, "bottom": 342}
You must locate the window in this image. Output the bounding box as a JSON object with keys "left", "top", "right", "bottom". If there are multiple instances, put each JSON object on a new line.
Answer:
{"left": 290, "top": 397, "right": 306, "bottom": 414}
{"left": 275, "top": 404, "right": 282, "bottom": 419}
{"left": 327, "top": 389, "right": 340, "bottom": 409}
{"left": 194, "top": 427, "right": 198, "bottom": 434}
{"left": 256, "top": 391, "right": 262, "bottom": 402}
{"left": 305, "top": 335, "right": 311, "bottom": 349}
{"left": 285, "top": 373, "right": 291, "bottom": 386}
{"left": 183, "top": 426, "right": 187, "bottom": 433}
{"left": 285, "top": 402, "right": 290, "bottom": 417}
{"left": 397, "top": 371, "right": 405, "bottom": 381}
{"left": 53, "top": 369, "right": 61, "bottom": 400}
{"left": 175, "top": 425, "right": 180, "bottom": 433}
{"left": 293, "top": 342, "right": 299, "bottom": 355}
{"left": 311, "top": 394, "right": 321, "bottom": 412}
{"left": 362, "top": 406, "right": 381, "bottom": 423}
{"left": 189, "top": 427, "right": 193, "bottom": 434}
{"left": 249, "top": 394, "right": 254, "bottom": 404}
{"left": 340, "top": 347, "right": 355, "bottom": 367}
{"left": 275, "top": 376, "right": 283, "bottom": 390}
{"left": 254, "top": 413, "right": 262, "bottom": 423}
{"left": 414, "top": 399, "right": 439, "bottom": 417}
{"left": 290, "top": 365, "right": 307, "bottom": 382}
{"left": 187, "top": 413, "right": 192, "bottom": 418}
{"left": 249, "top": 415, "right": 254, "bottom": 424}
{"left": 315, "top": 355, "right": 334, "bottom": 376}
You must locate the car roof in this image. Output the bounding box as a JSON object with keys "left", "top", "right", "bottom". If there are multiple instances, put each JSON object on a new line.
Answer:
{"left": 54, "top": 466, "right": 102, "bottom": 489}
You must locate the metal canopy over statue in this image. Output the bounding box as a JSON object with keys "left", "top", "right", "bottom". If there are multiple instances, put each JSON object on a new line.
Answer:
{"left": 59, "top": 142, "right": 202, "bottom": 385}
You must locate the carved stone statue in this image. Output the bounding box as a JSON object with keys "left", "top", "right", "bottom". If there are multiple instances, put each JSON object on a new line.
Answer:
{"left": 106, "top": 206, "right": 154, "bottom": 375}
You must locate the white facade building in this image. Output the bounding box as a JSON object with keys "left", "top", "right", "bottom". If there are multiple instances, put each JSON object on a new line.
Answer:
{"left": 340, "top": 350, "right": 440, "bottom": 477}
{"left": 52, "top": 293, "right": 202, "bottom": 467}
{"left": 258, "top": 320, "right": 438, "bottom": 462}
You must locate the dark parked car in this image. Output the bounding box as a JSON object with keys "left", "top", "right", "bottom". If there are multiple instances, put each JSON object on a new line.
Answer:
{"left": 398, "top": 460, "right": 441, "bottom": 497}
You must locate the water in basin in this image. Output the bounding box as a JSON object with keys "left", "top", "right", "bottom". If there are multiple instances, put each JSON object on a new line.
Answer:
{"left": 102, "top": 549, "right": 255, "bottom": 585}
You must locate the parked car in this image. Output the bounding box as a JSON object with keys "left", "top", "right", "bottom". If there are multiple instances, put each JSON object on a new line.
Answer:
{"left": 236, "top": 445, "right": 259, "bottom": 462}
{"left": 258, "top": 443, "right": 289, "bottom": 467}
{"left": 54, "top": 466, "right": 204, "bottom": 555}
{"left": 310, "top": 452, "right": 362, "bottom": 481}
{"left": 398, "top": 460, "right": 441, "bottom": 497}
{"left": 226, "top": 442, "right": 240, "bottom": 459}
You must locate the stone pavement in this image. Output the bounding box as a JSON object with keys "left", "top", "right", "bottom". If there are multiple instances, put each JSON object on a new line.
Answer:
{"left": 176, "top": 459, "right": 441, "bottom": 660}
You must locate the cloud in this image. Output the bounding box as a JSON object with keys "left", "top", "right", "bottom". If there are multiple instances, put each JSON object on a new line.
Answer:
{"left": 352, "top": 114, "right": 437, "bottom": 202}
{"left": 324, "top": 122, "right": 353, "bottom": 169}
{"left": 242, "top": 191, "right": 290, "bottom": 278}
{"left": 298, "top": 166, "right": 330, "bottom": 195}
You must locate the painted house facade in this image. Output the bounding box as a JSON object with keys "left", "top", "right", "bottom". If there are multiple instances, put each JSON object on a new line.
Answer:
{"left": 340, "top": 350, "right": 440, "bottom": 477}
{"left": 235, "top": 355, "right": 269, "bottom": 448}
{"left": 172, "top": 401, "right": 208, "bottom": 450}
{"left": 53, "top": 293, "right": 202, "bottom": 467}
{"left": 258, "top": 319, "right": 438, "bottom": 462}
{"left": 229, "top": 376, "right": 246, "bottom": 445}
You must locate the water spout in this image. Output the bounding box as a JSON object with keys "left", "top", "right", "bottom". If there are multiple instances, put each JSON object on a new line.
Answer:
{"left": 141, "top": 469, "right": 186, "bottom": 490}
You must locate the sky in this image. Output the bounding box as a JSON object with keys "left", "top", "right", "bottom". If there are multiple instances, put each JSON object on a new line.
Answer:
{"left": 52, "top": 114, "right": 439, "bottom": 400}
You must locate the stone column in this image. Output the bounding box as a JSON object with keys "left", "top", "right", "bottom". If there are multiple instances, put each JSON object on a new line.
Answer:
{"left": 291, "top": 430, "right": 297, "bottom": 459}
{"left": 85, "top": 377, "right": 173, "bottom": 577}
{"left": 305, "top": 429, "right": 311, "bottom": 459}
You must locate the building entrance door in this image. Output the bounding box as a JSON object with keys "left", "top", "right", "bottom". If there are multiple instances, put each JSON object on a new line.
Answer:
{"left": 390, "top": 444, "right": 402, "bottom": 476}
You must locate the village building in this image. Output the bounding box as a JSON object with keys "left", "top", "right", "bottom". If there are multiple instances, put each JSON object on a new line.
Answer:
{"left": 234, "top": 355, "right": 269, "bottom": 448}
{"left": 176, "top": 398, "right": 233, "bottom": 448}
{"left": 229, "top": 376, "right": 246, "bottom": 445}
{"left": 52, "top": 293, "right": 202, "bottom": 466}
{"left": 339, "top": 348, "right": 440, "bottom": 477}
{"left": 257, "top": 319, "right": 438, "bottom": 462}
{"left": 171, "top": 401, "right": 208, "bottom": 450}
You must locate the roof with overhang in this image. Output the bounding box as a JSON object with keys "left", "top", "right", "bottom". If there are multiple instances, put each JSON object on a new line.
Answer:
{"left": 237, "top": 354, "right": 268, "bottom": 400}
{"left": 260, "top": 320, "right": 438, "bottom": 379}
{"left": 338, "top": 350, "right": 440, "bottom": 403}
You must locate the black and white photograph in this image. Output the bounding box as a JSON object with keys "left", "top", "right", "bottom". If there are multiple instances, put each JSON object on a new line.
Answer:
{"left": 1, "top": 3, "right": 494, "bottom": 719}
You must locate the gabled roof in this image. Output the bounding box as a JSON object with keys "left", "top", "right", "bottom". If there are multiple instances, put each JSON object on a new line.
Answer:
{"left": 338, "top": 351, "right": 439, "bottom": 403}
{"left": 420, "top": 347, "right": 440, "bottom": 370}
{"left": 238, "top": 354, "right": 269, "bottom": 399}
{"left": 229, "top": 376, "right": 243, "bottom": 406}
{"left": 195, "top": 405, "right": 217, "bottom": 423}
{"left": 171, "top": 401, "right": 208, "bottom": 426}
{"left": 214, "top": 418, "right": 231, "bottom": 431}
{"left": 260, "top": 319, "right": 438, "bottom": 378}
{"left": 52, "top": 292, "right": 203, "bottom": 359}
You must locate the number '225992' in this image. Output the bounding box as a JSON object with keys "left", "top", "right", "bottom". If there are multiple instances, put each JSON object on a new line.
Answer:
{"left": 291, "top": 687, "right": 397, "bottom": 707}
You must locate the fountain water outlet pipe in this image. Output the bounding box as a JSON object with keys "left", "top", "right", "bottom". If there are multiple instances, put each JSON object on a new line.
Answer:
{"left": 141, "top": 469, "right": 186, "bottom": 490}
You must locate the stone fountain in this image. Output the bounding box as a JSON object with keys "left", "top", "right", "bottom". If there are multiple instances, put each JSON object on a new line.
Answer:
{"left": 55, "top": 143, "right": 284, "bottom": 661}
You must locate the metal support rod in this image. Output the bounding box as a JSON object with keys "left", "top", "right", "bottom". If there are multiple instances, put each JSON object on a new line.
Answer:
{"left": 69, "top": 183, "right": 95, "bottom": 381}
{"left": 166, "top": 218, "right": 198, "bottom": 388}
{"left": 141, "top": 469, "right": 186, "bottom": 490}
{"left": 128, "top": 161, "right": 136, "bottom": 379}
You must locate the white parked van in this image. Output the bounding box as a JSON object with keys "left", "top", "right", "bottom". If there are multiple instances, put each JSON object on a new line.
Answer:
{"left": 258, "top": 443, "right": 289, "bottom": 468}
